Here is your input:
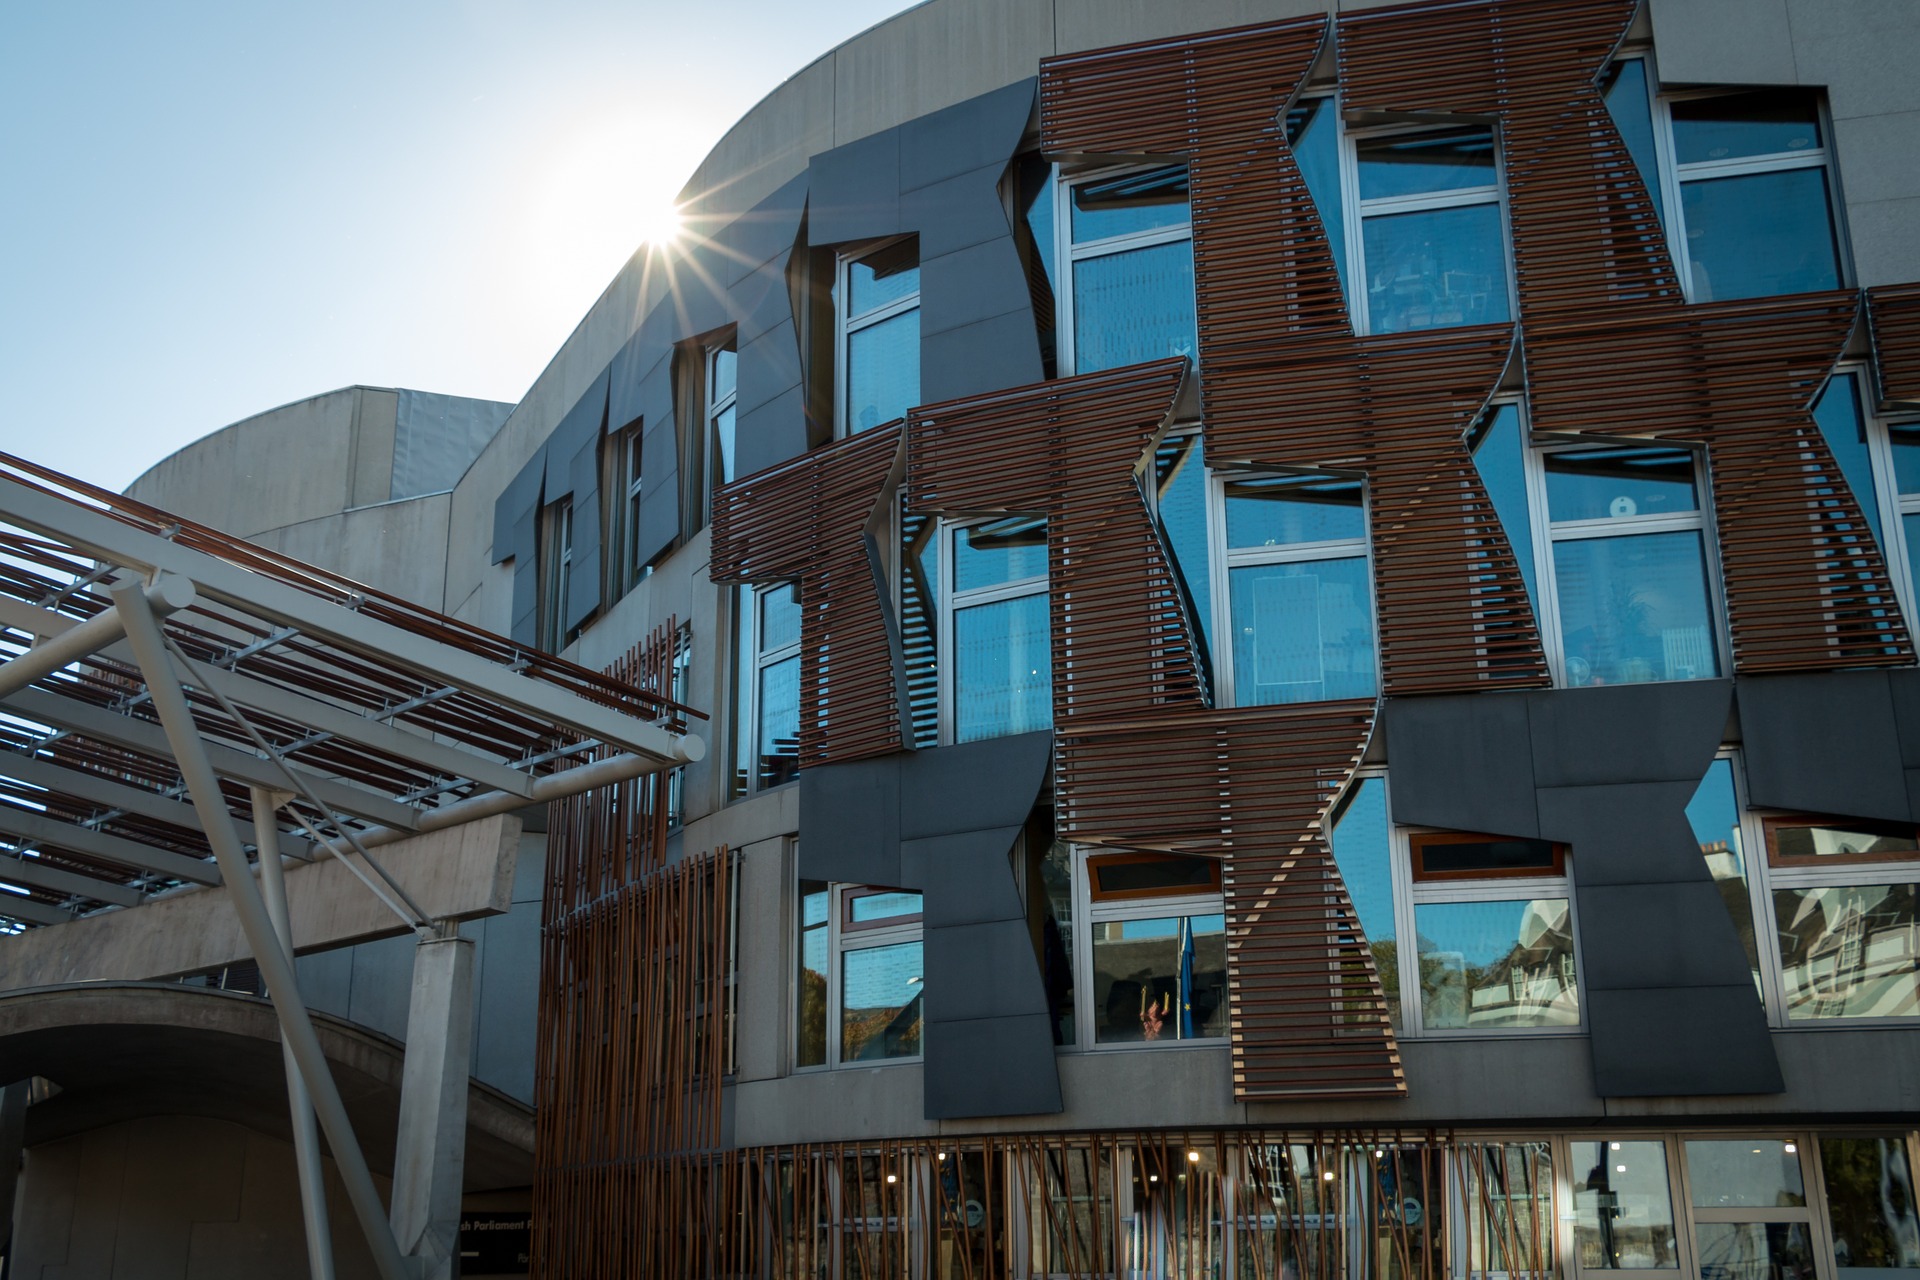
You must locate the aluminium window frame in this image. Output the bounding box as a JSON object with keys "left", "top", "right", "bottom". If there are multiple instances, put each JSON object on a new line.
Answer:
{"left": 700, "top": 343, "right": 739, "bottom": 528}
{"left": 1206, "top": 468, "right": 1379, "bottom": 710}
{"left": 834, "top": 236, "right": 921, "bottom": 439}
{"left": 793, "top": 870, "right": 926, "bottom": 1073}
{"left": 1521, "top": 433, "right": 1730, "bottom": 691}
{"left": 934, "top": 516, "right": 1051, "bottom": 747}
{"left": 537, "top": 497, "right": 575, "bottom": 653}
{"left": 605, "top": 420, "right": 646, "bottom": 596}
{"left": 1051, "top": 161, "right": 1196, "bottom": 378}
{"left": 1849, "top": 361, "right": 1920, "bottom": 630}
{"left": 731, "top": 581, "right": 802, "bottom": 801}
{"left": 1337, "top": 118, "right": 1517, "bottom": 338}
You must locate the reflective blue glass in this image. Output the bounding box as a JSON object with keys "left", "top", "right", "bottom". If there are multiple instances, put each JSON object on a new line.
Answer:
{"left": 757, "top": 654, "right": 801, "bottom": 788}
{"left": 1888, "top": 427, "right": 1920, "bottom": 495}
{"left": 954, "top": 518, "right": 1047, "bottom": 593}
{"left": 842, "top": 940, "right": 923, "bottom": 1060}
{"left": 1545, "top": 448, "right": 1698, "bottom": 523}
{"left": 1224, "top": 474, "right": 1365, "bottom": 548}
{"left": 1356, "top": 127, "right": 1497, "bottom": 201}
{"left": 1680, "top": 167, "right": 1840, "bottom": 302}
{"left": 1415, "top": 899, "right": 1579, "bottom": 1029}
{"left": 1072, "top": 241, "right": 1197, "bottom": 373}
{"left": 850, "top": 891, "right": 923, "bottom": 923}
{"left": 1906, "top": 513, "right": 1920, "bottom": 609}
{"left": 1687, "top": 757, "right": 1761, "bottom": 990}
{"left": 954, "top": 593, "right": 1052, "bottom": 742}
{"left": 1286, "top": 96, "right": 1350, "bottom": 302}
{"left": 1671, "top": 90, "right": 1823, "bottom": 166}
{"left": 1361, "top": 203, "right": 1510, "bottom": 334}
{"left": 846, "top": 307, "right": 920, "bottom": 434}
{"left": 1332, "top": 776, "right": 1399, "bottom": 1027}
{"left": 1070, "top": 164, "right": 1190, "bottom": 243}
{"left": 1228, "top": 557, "right": 1377, "bottom": 705}
{"left": 1601, "top": 59, "right": 1665, "bottom": 225}
{"left": 1811, "top": 372, "right": 1884, "bottom": 547}
{"left": 711, "top": 403, "right": 736, "bottom": 488}
{"left": 760, "top": 583, "right": 801, "bottom": 653}
{"left": 710, "top": 348, "right": 738, "bottom": 403}
{"left": 1153, "top": 435, "right": 1214, "bottom": 669}
{"left": 1551, "top": 531, "right": 1719, "bottom": 686}
{"left": 848, "top": 252, "right": 921, "bottom": 317}
{"left": 1470, "top": 404, "right": 1539, "bottom": 608}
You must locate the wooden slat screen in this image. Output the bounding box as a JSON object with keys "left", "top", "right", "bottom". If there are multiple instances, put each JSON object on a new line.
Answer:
{"left": 1869, "top": 281, "right": 1920, "bottom": 406}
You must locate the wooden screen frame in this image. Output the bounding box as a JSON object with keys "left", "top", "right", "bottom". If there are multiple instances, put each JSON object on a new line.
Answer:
{"left": 1408, "top": 830, "right": 1567, "bottom": 883}
{"left": 1086, "top": 852, "right": 1224, "bottom": 903}
{"left": 1762, "top": 814, "right": 1920, "bottom": 869}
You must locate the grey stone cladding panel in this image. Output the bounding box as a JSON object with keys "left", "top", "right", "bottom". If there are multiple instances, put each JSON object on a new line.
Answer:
{"left": 1737, "top": 671, "right": 1912, "bottom": 823}
{"left": 922, "top": 1013, "right": 1062, "bottom": 1120}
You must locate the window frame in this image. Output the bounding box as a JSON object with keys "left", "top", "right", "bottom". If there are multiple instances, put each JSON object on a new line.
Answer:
{"left": 1206, "top": 468, "right": 1379, "bottom": 709}
{"left": 701, "top": 343, "right": 739, "bottom": 528}
{"left": 834, "top": 236, "right": 921, "bottom": 439}
{"left": 731, "top": 581, "right": 802, "bottom": 801}
{"left": 536, "top": 497, "right": 575, "bottom": 652}
{"left": 1652, "top": 85, "right": 1852, "bottom": 305}
{"left": 1849, "top": 361, "right": 1920, "bottom": 629}
{"left": 793, "top": 872, "right": 926, "bottom": 1073}
{"left": 934, "top": 515, "right": 1052, "bottom": 747}
{"left": 1409, "top": 831, "right": 1568, "bottom": 884}
{"left": 1085, "top": 851, "right": 1224, "bottom": 904}
{"left": 1071, "top": 843, "right": 1231, "bottom": 1052}
{"left": 1523, "top": 434, "right": 1729, "bottom": 691}
{"left": 603, "top": 419, "right": 646, "bottom": 598}
{"left": 1052, "top": 161, "right": 1197, "bottom": 378}
{"left": 1338, "top": 119, "right": 1516, "bottom": 337}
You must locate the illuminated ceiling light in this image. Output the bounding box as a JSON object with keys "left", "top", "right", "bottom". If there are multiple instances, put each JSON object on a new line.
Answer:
{"left": 1610, "top": 1142, "right": 1621, "bottom": 1151}
{"left": 1784, "top": 1143, "right": 1797, "bottom": 1154}
{"left": 1148, "top": 1174, "right": 1159, "bottom": 1184}
{"left": 886, "top": 1173, "right": 898, "bottom": 1185}
{"left": 1616, "top": 1165, "right": 1627, "bottom": 1174}
{"left": 1322, "top": 1171, "right": 1336, "bottom": 1182}
{"left": 1188, "top": 1151, "right": 1201, "bottom": 1163}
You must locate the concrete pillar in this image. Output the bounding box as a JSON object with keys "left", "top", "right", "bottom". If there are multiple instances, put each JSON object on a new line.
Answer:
{"left": 391, "top": 922, "right": 475, "bottom": 1279}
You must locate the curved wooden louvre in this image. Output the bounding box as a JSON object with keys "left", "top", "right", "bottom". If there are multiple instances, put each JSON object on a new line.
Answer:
{"left": 907, "top": 359, "right": 1205, "bottom": 724}
{"left": 1339, "top": 0, "right": 1681, "bottom": 321}
{"left": 1869, "top": 282, "right": 1920, "bottom": 406}
{"left": 711, "top": 423, "right": 907, "bottom": 768}
{"left": 1056, "top": 701, "right": 1401, "bottom": 1099}
{"left": 1041, "top": 17, "right": 1549, "bottom": 696}
{"left": 1528, "top": 293, "right": 1911, "bottom": 671}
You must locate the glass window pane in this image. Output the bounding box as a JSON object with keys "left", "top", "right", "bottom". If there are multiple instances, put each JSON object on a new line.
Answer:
{"left": 1357, "top": 126, "right": 1498, "bottom": 201}
{"left": 954, "top": 593, "right": 1052, "bottom": 743}
{"left": 1285, "top": 96, "right": 1351, "bottom": 302}
{"left": 1686, "top": 1141, "right": 1807, "bottom": 1208}
{"left": 1571, "top": 1139, "right": 1681, "bottom": 1269}
{"left": 1471, "top": 404, "right": 1539, "bottom": 609}
{"left": 1688, "top": 759, "right": 1762, "bottom": 993}
{"left": 710, "top": 348, "right": 738, "bottom": 403}
{"left": 1228, "top": 558, "right": 1377, "bottom": 705}
{"left": 1695, "top": 1223, "right": 1818, "bottom": 1280}
{"left": 954, "top": 518, "right": 1047, "bottom": 593}
{"left": 848, "top": 243, "right": 920, "bottom": 316}
{"left": 1072, "top": 239, "right": 1198, "bottom": 374}
{"left": 841, "top": 940, "right": 923, "bottom": 1061}
{"left": 1416, "top": 835, "right": 1559, "bottom": 877}
{"left": 1332, "top": 777, "right": 1399, "bottom": 1028}
{"left": 1907, "top": 513, "right": 1920, "bottom": 615}
{"left": 1090, "top": 914, "right": 1226, "bottom": 1042}
{"left": 1071, "top": 164, "right": 1190, "bottom": 242}
{"left": 1154, "top": 434, "right": 1215, "bottom": 667}
{"left": 798, "top": 880, "right": 829, "bottom": 1068}
{"left": 1812, "top": 373, "right": 1884, "bottom": 548}
{"left": 1820, "top": 1137, "right": 1920, "bottom": 1277}
{"left": 1546, "top": 448, "right": 1700, "bottom": 523}
{"left": 1414, "top": 898, "right": 1579, "bottom": 1029}
{"left": 1671, "top": 90, "right": 1824, "bottom": 166}
{"left": 760, "top": 583, "right": 801, "bottom": 654}
{"left": 1188, "top": 913, "right": 1229, "bottom": 1039}
{"left": 710, "top": 403, "right": 736, "bottom": 489}
{"left": 1038, "top": 840, "right": 1075, "bottom": 1046}
{"left": 1224, "top": 474, "right": 1366, "bottom": 548}
{"left": 849, "top": 890, "right": 923, "bottom": 923}
{"left": 757, "top": 654, "right": 801, "bottom": 789}
{"left": 1773, "top": 820, "right": 1918, "bottom": 861}
{"left": 1362, "top": 203, "right": 1511, "bottom": 334}
{"left": 1680, "top": 168, "right": 1841, "bottom": 302}
{"left": 1090, "top": 854, "right": 1216, "bottom": 898}
{"left": 1602, "top": 60, "right": 1665, "bottom": 225}
{"left": 1774, "top": 882, "right": 1920, "bottom": 1020}
{"left": 845, "top": 307, "right": 920, "bottom": 434}
{"left": 1464, "top": 1142, "right": 1558, "bottom": 1274}
{"left": 1888, "top": 428, "right": 1920, "bottom": 495}
{"left": 1552, "top": 530, "right": 1719, "bottom": 687}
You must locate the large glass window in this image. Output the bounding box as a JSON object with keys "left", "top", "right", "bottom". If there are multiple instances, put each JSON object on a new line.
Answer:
{"left": 603, "top": 420, "right": 646, "bottom": 597}
{"left": 837, "top": 238, "right": 920, "bottom": 436}
{"left": 1533, "top": 444, "right": 1723, "bottom": 689}
{"left": 1823, "top": 365, "right": 1920, "bottom": 631}
{"left": 703, "top": 346, "right": 738, "bottom": 525}
{"left": 1819, "top": 1136, "right": 1920, "bottom": 1279}
{"left": 1572, "top": 1139, "right": 1683, "bottom": 1270}
{"left": 1346, "top": 125, "right": 1511, "bottom": 335}
{"left": 1057, "top": 163, "right": 1197, "bottom": 375}
{"left": 794, "top": 878, "right": 923, "bottom": 1070}
{"left": 1662, "top": 89, "right": 1845, "bottom": 302}
{"left": 732, "top": 582, "right": 801, "bottom": 799}
{"left": 1081, "top": 850, "right": 1228, "bottom": 1046}
{"left": 537, "top": 497, "right": 575, "bottom": 652}
{"left": 1215, "top": 472, "right": 1378, "bottom": 706}
{"left": 940, "top": 517, "right": 1051, "bottom": 744}
{"left": 1331, "top": 774, "right": 1400, "bottom": 1029}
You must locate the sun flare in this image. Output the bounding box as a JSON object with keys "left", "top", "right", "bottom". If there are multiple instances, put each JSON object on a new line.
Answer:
{"left": 636, "top": 199, "right": 684, "bottom": 247}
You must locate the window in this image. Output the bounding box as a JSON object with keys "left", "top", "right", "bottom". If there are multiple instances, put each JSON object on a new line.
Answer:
{"left": 1529, "top": 443, "right": 1723, "bottom": 689}
{"left": 939, "top": 517, "right": 1051, "bottom": 744}
{"left": 537, "top": 498, "right": 574, "bottom": 652}
{"left": 703, "top": 346, "right": 738, "bottom": 526}
{"left": 1212, "top": 472, "right": 1378, "bottom": 706}
{"left": 604, "top": 421, "right": 645, "bottom": 596}
{"left": 837, "top": 238, "right": 919, "bottom": 436}
{"left": 1080, "top": 849, "right": 1228, "bottom": 1046}
{"left": 731, "top": 583, "right": 800, "bottom": 799}
{"left": 665, "top": 624, "right": 691, "bottom": 828}
{"left": 1055, "top": 163, "right": 1197, "bottom": 375}
{"left": 1819, "top": 366, "right": 1920, "bottom": 631}
{"left": 795, "top": 879, "right": 923, "bottom": 1069}
{"left": 1344, "top": 124, "right": 1511, "bottom": 335}
{"left": 1659, "top": 88, "right": 1845, "bottom": 303}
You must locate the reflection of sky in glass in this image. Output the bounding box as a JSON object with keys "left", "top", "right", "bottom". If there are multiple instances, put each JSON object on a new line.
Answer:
{"left": 1552, "top": 532, "right": 1718, "bottom": 686}
{"left": 1889, "top": 428, "right": 1920, "bottom": 496}
{"left": 1671, "top": 91, "right": 1822, "bottom": 166}
{"left": 1071, "top": 165, "right": 1189, "bottom": 242}
{"left": 1471, "top": 405, "right": 1538, "bottom": 608}
{"left": 1417, "top": 899, "right": 1562, "bottom": 968}
{"left": 955, "top": 521, "right": 1047, "bottom": 592}
{"left": 1686, "top": 759, "right": 1743, "bottom": 869}
{"left": 1545, "top": 449, "right": 1697, "bottom": 523}
{"left": 1362, "top": 203, "right": 1509, "bottom": 334}
{"left": 955, "top": 593, "right": 1051, "bottom": 742}
{"left": 1332, "top": 778, "right": 1394, "bottom": 945}
{"left": 1285, "top": 97, "right": 1349, "bottom": 304}
{"left": 843, "top": 941, "right": 923, "bottom": 1011}
{"left": 1811, "top": 372, "right": 1885, "bottom": 548}
{"left": 1074, "top": 241, "right": 1197, "bottom": 373}
{"left": 758, "top": 655, "right": 800, "bottom": 767}
{"left": 801, "top": 883, "right": 829, "bottom": 928}
{"left": 846, "top": 307, "right": 919, "bottom": 433}
{"left": 1115, "top": 913, "right": 1222, "bottom": 940}
{"left": 850, "top": 891, "right": 922, "bottom": 922}
{"left": 1224, "top": 476, "right": 1364, "bottom": 548}
{"left": 1155, "top": 435, "right": 1214, "bottom": 673}
{"left": 760, "top": 583, "right": 800, "bottom": 653}
{"left": 1601, "top": 59, "right": 1665, "bottom": 226}
{"left": 1681, "top": 168, "right": 1839, "bottom": 303}
{"left": 1229, "top": 558, "right": 1377, "bottom": 705}
{"left": 1357, "top": 127, "right": 1496, "bottom": 201}
{"left": 710, "top": 348, "right": 738, "bottom": 403}
{"left": 848, "top": 259, "right": 921, "bottom": 317}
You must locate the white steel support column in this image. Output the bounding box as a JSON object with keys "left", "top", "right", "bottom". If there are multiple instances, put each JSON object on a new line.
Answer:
{"left": 111, "top": 581, "right": 418, "bottom": 1280}
{"left": 390, "top": 922, "right": 475, "bottom": 1280}
{"left": 251, "top": 785, "right": 336, "bottom": 1280}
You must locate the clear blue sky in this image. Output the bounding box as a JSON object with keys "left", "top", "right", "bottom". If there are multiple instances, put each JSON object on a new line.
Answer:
{"left": 0, "top": 1, "right": 912, "bottom": 493}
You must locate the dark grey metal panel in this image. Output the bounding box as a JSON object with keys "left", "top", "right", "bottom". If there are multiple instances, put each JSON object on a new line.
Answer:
{"left": 605, "top": 334, "right": 657, "bottom": 433}
{"left": 899, "top": 730, "right": 1052, "bottom": 840}
{"left": 734, "top": 382, "right": 810, "bottom": 480}
{"left": 1890, "top": 670, "right": 1920, "bottom": 766}
{"left": 1737, "top": 672, "right": 1910, "bottom": 822}
{"left": 565, "top": 425, "right": 604, "bottom": 631}
{"left": 799, "top": 755, "right": 902, "bottom": 888}
{"left": 737, "top": 320, "right": 804, "bottom": 418}
{"left": 898, "top": 78, "right": 1035, "bottom": 193}
{"left": 1528, "top": 681, "right": 1731, "bottom": 788}
{"left": 1383, "top": 693, "right": 1538, "bottom": 837}
{"left": 807, "top": 130, "right": 902, "bottom": 246}
{"left": 723, "top": 172, "right": 810, "bottom": 289}
{"left": 921, "top": 238, "right": 1035, "bottom": 337}
{"left": 922, "top": 1013, "right": 1063, "bottom": 1119}
{"left": 1536, "top": 781, "right": 1705, "bottom": 885}
{"left": 920, "top": 310, "right": 1046, "bottom": 407}
{"left": 923, "top": 921, "right": 1050, "bottom": 1021}
{"left": 1586, "top": 988, "right": 1783, "bottom": 1096}
{"left": 903, "top": 826, "right": 1028, "bottom": 927}
{"left": 1575, "top": 881, "right": 1756, "bottom": 990}
{"left": 491, "top": 458, "right": 543, "bottom": 565}
{"left": 543, "top": 369, "right": 610, "bottom": 498}
{"left": 633, "top": 356, "right": 681, "bottom": 569}
{"left": 902, "top": 165, "right": 1014, "bottom": 259}
{"left": 732, "top": 260, "right": 793, "bottom": 349}
{"left": 509, "top": 503, "right": 539, "bottom": 646}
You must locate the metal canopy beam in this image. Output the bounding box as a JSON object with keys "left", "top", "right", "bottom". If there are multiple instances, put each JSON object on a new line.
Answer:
{"left": 0, "top": 751, "right": 308, "bottom": 861}
{"left": 0, "top": 894, "right": 75, "bottom": 927}
{"left": 0, "top": 472, "right": 702, "bottom": 766}
{"left": 0, "top": 576, "right": 194, "bottom": 701}
{"left": 1, "top": 687, "right": 421, "bottom": 832}
{"left": 0, "top": 805, "right": 218, "bottom": 886}
{"left": 0, "top": 851, "right": 143, "bottom": 908}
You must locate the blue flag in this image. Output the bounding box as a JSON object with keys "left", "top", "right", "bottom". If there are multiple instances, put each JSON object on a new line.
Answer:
{"left": 1179, "top": 917, "right": 1195, "bottom": 1039}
